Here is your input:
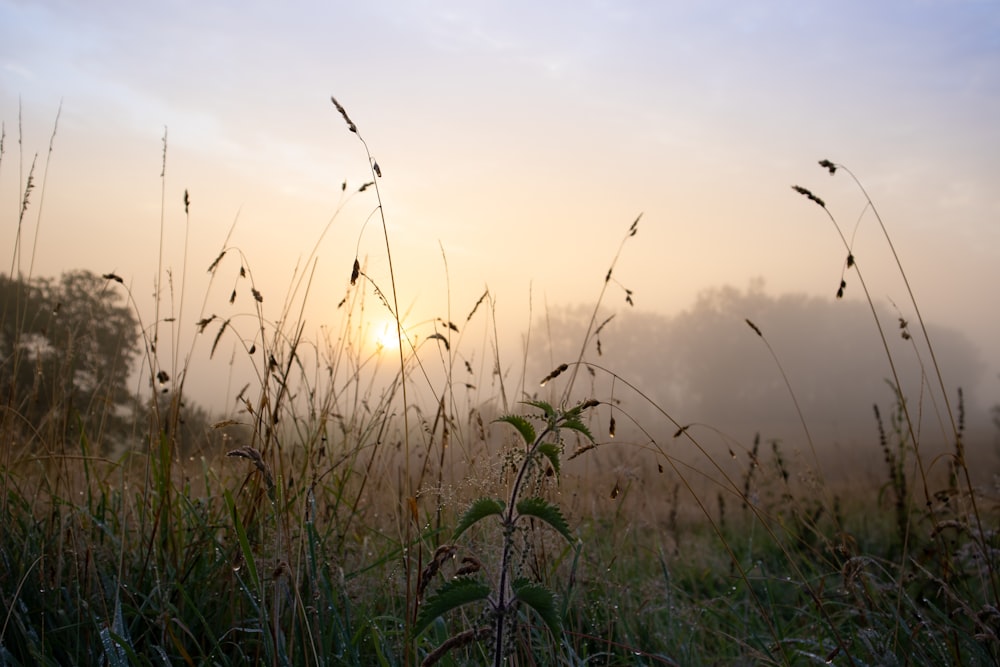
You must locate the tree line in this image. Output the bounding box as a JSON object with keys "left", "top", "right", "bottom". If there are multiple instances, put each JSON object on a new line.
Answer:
{"left": 530, "top": 283, "right": 994, "bottom": 464}
{"left": 1, "top": 269, "right": 221, "bottom": 455}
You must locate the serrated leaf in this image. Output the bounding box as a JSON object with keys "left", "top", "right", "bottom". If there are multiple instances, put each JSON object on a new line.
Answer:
{"left": 453, "top": 497, "right": 505, "bottom": 539}
{"left": 512, "top": 578, "right": 562, "bottom": 637}
{"left": 413, "top": 577, "right": 491, "bottom": 637}
{"left": 523, "top": 399, "right": 555, "bottom": 419}
{"left": 516, "top": 497, "right": 573, "bottom": 542}
{"left": 496, "top": 415, "right": 535, "bottom": 445}
{"left": 537, "top": 443, "right": 561, "bottom": 477}
{"left": 560, "top": 418, "right": 594, "bottom": 442}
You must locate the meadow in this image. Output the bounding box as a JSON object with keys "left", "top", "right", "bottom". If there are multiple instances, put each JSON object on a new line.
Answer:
{"left": 1, "top": 102, "right": 998, "bottom": 666}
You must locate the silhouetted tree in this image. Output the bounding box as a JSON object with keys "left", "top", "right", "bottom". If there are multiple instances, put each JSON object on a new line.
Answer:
{"left": 1, "top": 270, "right": 140, "bottom": 451}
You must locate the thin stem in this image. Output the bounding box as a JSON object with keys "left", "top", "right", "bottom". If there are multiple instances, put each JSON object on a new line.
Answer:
{"left": 331, "top": 95, "right": 414, "bottom": 664}
{"left": 570, "top": 361, "right": 855, "bottom": 664}
{"left": 833, "top": 162, "right": 999, "bottom": 607}
{"left": 27, "top": 101, "right": 61, "bottom": 282}
{"left": 836, "top": 164, "right": 958, "bottom": 437}
{"left": 744, "top": 319, "right": 829, "bottom": 495}
{"left": 798, "top": 191, "right": 932, "bottom": 507}
{"left": 560, "top": 214, "right": 640, "bottom": 406}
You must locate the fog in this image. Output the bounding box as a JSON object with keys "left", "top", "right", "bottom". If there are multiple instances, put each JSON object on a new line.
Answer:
{"left": 3, "top": 1, "right": 999, "bottom": 484}
{"left": 526, "top": 282, "right": 996, "bottom": 479}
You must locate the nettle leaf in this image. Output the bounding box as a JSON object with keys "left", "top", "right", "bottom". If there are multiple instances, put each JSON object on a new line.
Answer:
{"left": 453, "top": 497, "right": 505, "bottom": 540}
{"left": 512, "top": 578, "right": 561, "bottom": 637}
{"left": 564, "top": 398, "right": 594, "bottom": 418}
{"left": 560, "top": 418, "right": 594, "bottom": 442}
{"left": 537, "top": 443, "right": 561, "bottom": 477}
{"left": 516, "top": 497, "right": 572, "bottom": 542}
{"left": 496, "top": 415, "right": 535, "bottom": 446}
{"left": 523, "top": 399, "right": 555, "bottom": 419}
{"left": 413, "top": 577, "right": 491, "bottom": 637}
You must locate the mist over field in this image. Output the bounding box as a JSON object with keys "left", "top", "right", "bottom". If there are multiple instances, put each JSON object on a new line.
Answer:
{"left": 3, "top": 3, "right": 1000, "bottom": 663}
{"left": 526, "top": 283, "right": 996, "bottom": 483}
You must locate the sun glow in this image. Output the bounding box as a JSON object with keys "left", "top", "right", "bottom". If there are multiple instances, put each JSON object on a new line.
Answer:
{"left": 373, "top": 319, "right": 402, "bottom": 352}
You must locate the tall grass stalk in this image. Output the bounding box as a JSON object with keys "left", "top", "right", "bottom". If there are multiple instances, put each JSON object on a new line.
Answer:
{"left": 1, "top": 104, "right": 60, "bottom": 532}
{"left": 560, "top": 214, "right": 640, "bottom": 405}
{"left": 330, "top": 94, "right": 417, "bottom": 663}
{"left": 797, "top": 161, "right": 999, "bottom": 649}
{"left": 566, "top": 360, "right": 857, "bottom": 663}
{"left": 824, "top": 163, "right": 997, "bottom": 609}
{"left": 3, "top": 104, "right": 998, "bottom": 665}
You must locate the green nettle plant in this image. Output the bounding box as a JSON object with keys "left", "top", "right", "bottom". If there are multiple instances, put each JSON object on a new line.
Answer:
{"left": 414, "top": 394, "right": 597, "bottom": 667}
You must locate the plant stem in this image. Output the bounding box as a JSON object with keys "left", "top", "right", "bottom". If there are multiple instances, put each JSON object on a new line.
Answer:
{"left": 493, "top": 422, "right": 556, "bottom": 666}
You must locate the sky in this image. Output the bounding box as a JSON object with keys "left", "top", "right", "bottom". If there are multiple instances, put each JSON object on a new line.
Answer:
{"left": 2, "top": 0, "right": 999, "bottom": 417}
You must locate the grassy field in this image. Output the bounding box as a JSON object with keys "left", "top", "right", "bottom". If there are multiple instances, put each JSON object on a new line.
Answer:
{"left": 1, "top": 105, "right": 998, "bottom": 666}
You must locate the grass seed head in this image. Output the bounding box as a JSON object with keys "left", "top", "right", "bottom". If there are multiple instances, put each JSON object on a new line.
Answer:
{"left": 207, "top": 250, "right": 225, "bottom": 273}
{"left": 455, "top": 555, "right": 481, "bottom": 577}
{"left": 330, "top": 96, "right": 357, "bottom": 133}
{"left": 792, "top": 184, "right": 826, "bottom": 208}
{"left": 226, "top": 445, "right": 275, "bottom": 490}
{"left": 539, "top": 363, "right": 568, "bottom": 386}
{"left": 196, "top": 315, "right": 215, "bottom": 332}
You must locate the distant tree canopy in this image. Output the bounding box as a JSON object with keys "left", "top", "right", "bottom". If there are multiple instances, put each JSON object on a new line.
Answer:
{"left": 533, "top": 284, "right": 986, "bottom": 454}
{"left": 0, "top": 269, "right": 140, "bottom": 450}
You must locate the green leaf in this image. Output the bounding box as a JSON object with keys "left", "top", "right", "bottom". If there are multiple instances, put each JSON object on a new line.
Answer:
{"left": 512, "top": 578, "right": 562, "bottom": 637}
{"left": 537, "top": 443, "right": 561, "bottom": 477}
{"left": 413, "top": 577, "right": 491, "bottom": 637}
{"left": 224, "top": 490, "right": 260, "bottom": 590}
{"left": 99, "top": 627, "right": 128, "bottom": 667}
{"left": 516, "top": 497, "right": 573, "bottom": 542}
{"left": 563, "top": 398, "right": 598, "bottom": 420}
{"left": 523, "top": 399, "right": 555, "bottom": 419}
{"left": 560, "top": 417, "right": 594, "bottom": 442}
{"left": 370, "top": 625, "right": 391, "bottom": 667}
{"left": 496, "top": 415, "right": 535, "bottom": 445}
{"left": 453, "top": 497, "right": 505, "bottom": 540}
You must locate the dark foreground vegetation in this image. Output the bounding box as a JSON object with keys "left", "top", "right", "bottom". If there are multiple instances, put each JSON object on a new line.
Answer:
{"left": 1, "top": 103, "right": 998, "bottom": 665}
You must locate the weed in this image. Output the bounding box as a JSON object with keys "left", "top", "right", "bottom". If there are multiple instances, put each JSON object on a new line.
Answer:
{"left": 2, "top": 100, "right": 998, "bottom": 667}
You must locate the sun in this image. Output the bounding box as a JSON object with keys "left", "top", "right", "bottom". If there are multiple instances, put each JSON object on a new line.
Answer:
{"left": 372, "top": 320, "right": 401, "bottom": 352}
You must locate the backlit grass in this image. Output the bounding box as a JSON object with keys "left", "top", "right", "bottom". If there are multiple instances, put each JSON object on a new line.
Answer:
{"left": 1, "top": 103, "right": 997, "bottom": 666}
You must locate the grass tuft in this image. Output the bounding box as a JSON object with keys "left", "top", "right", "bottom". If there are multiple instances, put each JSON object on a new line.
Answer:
{"left": 1, "top": 104, "right": 997, "bottom": 666}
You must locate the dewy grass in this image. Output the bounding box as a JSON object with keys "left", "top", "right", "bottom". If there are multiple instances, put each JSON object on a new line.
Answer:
{"left": 330, "top": 94, "right": 419, "bottom": 663}
{"left": 794, "top": 161, "right": 1000, "bottom": 654}
{"left": 2, "top": 100, "right": 999, "bottom": 666}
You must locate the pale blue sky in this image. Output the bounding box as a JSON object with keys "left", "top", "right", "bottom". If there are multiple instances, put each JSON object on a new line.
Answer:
{"left": 2, "top": 0, "right": 999, "bottom": 411}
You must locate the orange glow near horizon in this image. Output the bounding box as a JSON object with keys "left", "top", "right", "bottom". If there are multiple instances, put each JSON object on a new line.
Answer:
{"left": 2, "top": 1, "right": 999, "bottom": 415}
